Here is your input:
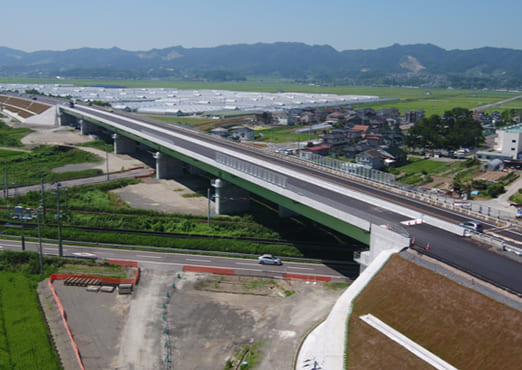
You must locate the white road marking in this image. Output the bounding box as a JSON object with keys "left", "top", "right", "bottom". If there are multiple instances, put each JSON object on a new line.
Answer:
{"left": 136, "top": 255, "right": 161, "bottom": 259}
{"left": 186, "top": 258, "right": 211, "bottom": 262}
{"left": 287, "top": 266, "right": 313, "bottom": 270}
{"left": 44, "top": 248, "right": 58, "bottom": 251}
{"left": 235, "top": 262, "right": 258, "bottom": 266}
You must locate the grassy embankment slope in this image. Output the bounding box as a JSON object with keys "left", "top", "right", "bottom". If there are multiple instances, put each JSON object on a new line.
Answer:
{"left": 346, "top": 254, "right": 521, "bottom": 369}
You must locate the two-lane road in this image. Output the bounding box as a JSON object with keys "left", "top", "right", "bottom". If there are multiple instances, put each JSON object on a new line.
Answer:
{"left": 0, "top": 239, "right": 356, "bottom": 281}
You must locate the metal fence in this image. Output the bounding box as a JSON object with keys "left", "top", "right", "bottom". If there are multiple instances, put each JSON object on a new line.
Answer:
{"left": 297, "top": 151, "right": 516, "bottom": 224}
{"left": 299, "top": 151, "right": 397, "bottom": 187}
{"left": 216, "top": 152, "right": 288, "bottom": 189}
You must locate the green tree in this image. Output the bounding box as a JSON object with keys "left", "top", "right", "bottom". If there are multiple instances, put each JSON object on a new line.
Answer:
{"left": 406, "top": 108, "right": 483, "bottom": 151}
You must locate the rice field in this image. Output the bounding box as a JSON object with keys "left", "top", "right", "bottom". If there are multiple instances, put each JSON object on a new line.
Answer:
{"left": 0, "top": 272, "right": 61, "bottom": 369}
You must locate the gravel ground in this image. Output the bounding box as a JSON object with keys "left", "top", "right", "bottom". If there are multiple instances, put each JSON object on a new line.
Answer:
{"left": 42, "top": 266, "right": 347, "bottom": 370}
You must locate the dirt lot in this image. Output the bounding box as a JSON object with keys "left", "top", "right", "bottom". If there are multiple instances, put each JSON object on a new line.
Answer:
{"left": 48, "top": 265, "right": 347, "bottom": 370}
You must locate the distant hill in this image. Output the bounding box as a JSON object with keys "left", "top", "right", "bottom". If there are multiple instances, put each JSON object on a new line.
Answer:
{"left": 0, "top": 43, "right": 521, "bottom": 89}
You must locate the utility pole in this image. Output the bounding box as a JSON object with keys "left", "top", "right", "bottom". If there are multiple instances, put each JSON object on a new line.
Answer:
{"left": 40, "top": 179, "right": 46, "bottom": 218}
{"left": 56, "top": 183, "right": 63, "bottom": 257}
{"left": 105, "top": 143, "right": 110, "bottom": 181}
{"left": 37, "top": 207, "right": 43, "bottom": 275}
{"left": 20, "top": 208, "right": 25, "bottom": 251}
{"left": 3, "top": 160, "right": 6, "bottom": 201}
{"left": 207, "top": 188, "right": 211, "bottom": 227}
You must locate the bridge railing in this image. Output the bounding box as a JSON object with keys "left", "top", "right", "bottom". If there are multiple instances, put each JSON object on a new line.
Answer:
{"left": 296, "top": 151, "right": 516, "bottom": 225}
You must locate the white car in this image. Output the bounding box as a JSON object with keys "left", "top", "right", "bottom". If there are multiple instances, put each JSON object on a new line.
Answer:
{"left": 72, "top": 252, "right": 97, "bottom": 260}
{"left": 258, "top": 254, "right": 282, "bottom": 265}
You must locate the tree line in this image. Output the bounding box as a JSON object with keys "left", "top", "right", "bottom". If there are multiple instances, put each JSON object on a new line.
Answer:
{"left": 405, "top": 108, "right": 483, "bottom": 151}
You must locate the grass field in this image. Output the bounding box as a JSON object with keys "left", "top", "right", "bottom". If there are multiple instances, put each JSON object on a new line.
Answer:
{"left": 346, "top": 254, "right": 522, "bottom": 370}
{"left": 393, "top": 157, "right": 481, "bottom": 186}
{"left": 0, "top": 272, "right": 62, "bottom": 369}
{"left": 0, "top": 121, "right": 33, "bottom": 148}
{"left": 0, "top": 145, "right": 102, "bottom": 185}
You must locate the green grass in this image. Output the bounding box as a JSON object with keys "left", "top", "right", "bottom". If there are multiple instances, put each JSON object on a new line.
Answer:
{"left": 324, "top": 281, "right": 351, "bottom": 290}
{"left": 0, "top": 272, "right": 62, "bottom": 369}
{"left": 394, "top": 158, "right": 481, "bottom": 186}
{"left": 255, "top": 126, "right": 319, "bottom": 144}
{"left": 489, "top": 96, "right": 522, "bottom": 112}
{"left": 0, "top": 149, "right": 28, "bottom": 158}
{"left": 181, "top": 192, "right": 204, "bottom": 198}
{"left": 77, "top": 140, "right": 113, "bottom": 152}
{"left": 2, "top": 145, "right": 102, "bottom": 185}
{"left": 0, "top": 121, "right": 33, "bottom": 148}
{"left": 509, "top": 189, "right": 522, "bottom": 204}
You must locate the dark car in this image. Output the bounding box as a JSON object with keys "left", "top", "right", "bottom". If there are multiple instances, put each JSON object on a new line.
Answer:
{"left": 258, "top": 254, "right": 282, "bottom": 265}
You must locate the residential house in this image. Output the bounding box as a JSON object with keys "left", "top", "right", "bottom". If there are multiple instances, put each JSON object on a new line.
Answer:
{"left": 344, "top": 143, "right": 372, "bottom": 159}
{"left": 210, "top": 127, "right": 229, "bottom": 138}
{"left": 326, "top": 111, "right": 345, "bottom": 124}
{"left": 231, "top": 127, "right": 255, "bottom": 141}
{"left": 366, "top": 133, "right": 384, "bottom": 146}
{"left": 322, "top": 131, "right": 347, "bottom": 147}
{"left": 356, "top": 148, "right": 401, "bottom": 169}
{"left": 356, "top": 149, "right": 385, "bottom": 170}
{"left": 351, "top": 125, "right": 370, "bottom": 139}
{"left": 404, "top": 109, "right": 425, "bottom": 124}
{"left": 302, "top": 144, "right": 331, "bottom": 156}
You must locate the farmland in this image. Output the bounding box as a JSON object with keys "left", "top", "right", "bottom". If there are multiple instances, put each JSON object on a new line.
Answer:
{"left": 0, "top": 272, "right": 62, "bottom": 369}
{"left": 3, "top": 77, "right": 520, "bottom": 117}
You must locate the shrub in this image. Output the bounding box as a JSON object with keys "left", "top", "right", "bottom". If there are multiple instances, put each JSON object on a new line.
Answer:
{"left": 487, "top": 183, "right": 505, "bottom": 198}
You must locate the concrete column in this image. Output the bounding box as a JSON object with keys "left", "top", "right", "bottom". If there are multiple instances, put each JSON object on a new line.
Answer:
{"left": 211, "top": 179, "right": 250, "bottom": 215}
{"left": 153, "top": 152, "right": 184, "bottom": 179}
{"left": 112, "top": 133, "right": 136, "bottom": 154}
{"left": 79, "top": 119, "right": 86, "bottom": 135}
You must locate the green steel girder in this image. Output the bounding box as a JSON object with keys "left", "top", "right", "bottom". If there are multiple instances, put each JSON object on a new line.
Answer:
{"left": 65, "top": 109, "right": 370, "bottom": 244}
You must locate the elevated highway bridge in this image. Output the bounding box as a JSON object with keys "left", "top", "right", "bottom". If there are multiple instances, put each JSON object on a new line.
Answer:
{"left": 50, "top": 104, "right": 522, "bottom": 295}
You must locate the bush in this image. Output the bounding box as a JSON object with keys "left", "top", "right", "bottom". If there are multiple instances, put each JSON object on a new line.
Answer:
{"left": 487, "top": 183, "right": 505, "bottom": 198}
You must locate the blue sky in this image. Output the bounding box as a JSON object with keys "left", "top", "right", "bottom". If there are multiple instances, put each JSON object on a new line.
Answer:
{"left": 5, "top": 0, "right": 522, "bottom": 52}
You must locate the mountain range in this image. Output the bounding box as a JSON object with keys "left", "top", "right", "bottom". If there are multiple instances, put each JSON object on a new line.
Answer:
{"left": 0, "top": 43, "right": 520, "bottom": 89}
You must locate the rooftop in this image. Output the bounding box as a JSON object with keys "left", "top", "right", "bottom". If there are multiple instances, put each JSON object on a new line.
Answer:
{"left": 0, "top": 83, "right": 384, "bottom": 115}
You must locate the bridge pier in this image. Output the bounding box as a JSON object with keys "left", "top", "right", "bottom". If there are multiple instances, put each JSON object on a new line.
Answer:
{"left": 153, "top": 152, "right": 184, "bottom": 179}
{"left": 112, "top": 133, "right": 136, "bottom": 154}
{"left": 79, "top": 119, "right": 100, "bottom": 136}
{"left": 211, "top": 179, "right": 250, "bottom": 215}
